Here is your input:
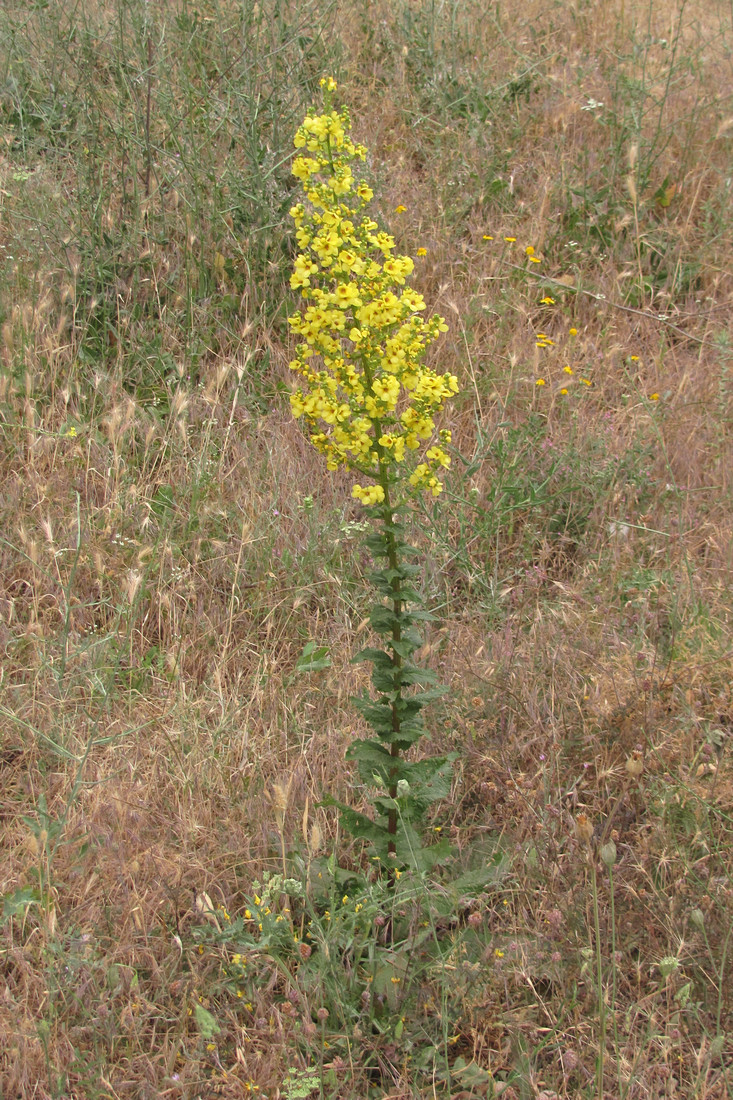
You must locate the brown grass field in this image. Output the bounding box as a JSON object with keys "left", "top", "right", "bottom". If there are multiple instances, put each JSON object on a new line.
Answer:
{"left": 1, "top": 0, "right": 732, "bottom": 1096}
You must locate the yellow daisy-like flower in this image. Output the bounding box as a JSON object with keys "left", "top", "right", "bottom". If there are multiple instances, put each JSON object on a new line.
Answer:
{"left": 535, "top": 378, "right": 546, "bottom": 387}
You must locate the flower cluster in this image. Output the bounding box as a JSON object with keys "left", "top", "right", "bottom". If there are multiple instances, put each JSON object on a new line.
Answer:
{"left": 287, "top": 79, "right": 457, "bottom": 502}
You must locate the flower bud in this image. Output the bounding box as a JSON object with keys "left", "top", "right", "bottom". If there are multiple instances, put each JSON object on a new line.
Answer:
{"left": 600, "top": 840, "right": 617, "bottom": 867}
{"left": 575, "top": 813, "right": 594, "bottom": 846}
{"left": 626, "top": 751, "right": 643, "bottom": 779}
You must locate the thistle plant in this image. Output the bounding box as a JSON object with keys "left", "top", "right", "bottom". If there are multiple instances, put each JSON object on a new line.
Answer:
{"left": 287, "top": 79, "right": 458, "bottom": 873}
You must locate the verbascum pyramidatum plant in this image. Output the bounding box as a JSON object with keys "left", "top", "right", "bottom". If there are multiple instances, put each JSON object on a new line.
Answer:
{"left": 288, "top": 78, "right": 458, "bottom": 874}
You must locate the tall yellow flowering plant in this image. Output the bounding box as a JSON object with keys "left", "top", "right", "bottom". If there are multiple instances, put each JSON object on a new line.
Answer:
{"left": 288, "top": 79, "right": 458, "bottom": 872}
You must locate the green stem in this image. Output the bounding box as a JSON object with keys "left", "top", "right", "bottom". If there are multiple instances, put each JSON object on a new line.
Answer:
{"left": 377, "top": 466, "right": 402, "bottom": 857}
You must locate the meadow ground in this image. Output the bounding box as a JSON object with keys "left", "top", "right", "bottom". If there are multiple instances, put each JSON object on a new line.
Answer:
{"left": 1, "top": 0, "right": 732, "bottom": 1096}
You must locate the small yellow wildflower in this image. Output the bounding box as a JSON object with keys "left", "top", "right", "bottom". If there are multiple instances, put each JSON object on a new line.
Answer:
{"left": 529, "top": 255, "right": 542, "bottom": 263}
{"left": 535, "top": 379, "right": 546, "bottom": 387}
{"left": 563, "top": 365, "right": 573, "bottom": 374}
{"left": 494, "top": 948, "right": 505, "bottom": 959}
{"left": 540, "top": 296, "right": 555, "bottom": 305}
{"left": 560, "top": 388, "right": 568, "bottom": 395}
{"left": 395, "top": 204, "right": 406, "bottom": 213}
{"left": 580, "top": 378, "right": 592, "bottom": 386}
{"left": 649, "top": 392, "right": 660, "bottom": 400}
{"left": 352, "top": 483, "right": 385, "bottom": 505}
{"left": 416, "top": 247, "right": 427, "bottom": 256}
{"left": 66, "top": 426, "right": 77, "bottom": 438}
{"left": 504, "top": 236, "right": 516, "bottom": 242}
{"left": 394, "top": 869, "right": 403, "bottom": 879}
{"left": 569, "top": 327, "right": 578, "bottom": 336}
{"left": 525, "top": 245, "right": 535, "bottom": 255}
{"left": 630, "top": 355, "right": 639, "bottom": 361}
{"left": 482, "top": 234, "right": 494, "bottom": 240}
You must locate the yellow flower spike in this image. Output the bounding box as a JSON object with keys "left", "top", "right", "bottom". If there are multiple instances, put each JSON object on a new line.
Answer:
{"left": 286, "top": 94, "right": 454, "bottom": 505}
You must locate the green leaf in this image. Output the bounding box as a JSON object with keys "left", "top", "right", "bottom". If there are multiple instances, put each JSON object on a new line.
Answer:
{"left": 194, "top": 1003, "right": 221, "bottom": 1039}
{"left": 2, "top": 885, "right": 41, "bottom": 922}
{"left": 352, "top": 647, "right": 394, "bottom": 668}
{"left": 319, "top": 795, "right": 391, "bottom": 847}
{"left": 150, "top": 484, "right": 175, "bottom": 518}
{"left": 295, "top": 641, "right": 332, "bottom": 673}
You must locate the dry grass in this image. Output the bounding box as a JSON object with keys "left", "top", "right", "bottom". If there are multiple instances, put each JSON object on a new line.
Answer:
{"left": 1, "top": 0, "right": 733, "bottom": 1096}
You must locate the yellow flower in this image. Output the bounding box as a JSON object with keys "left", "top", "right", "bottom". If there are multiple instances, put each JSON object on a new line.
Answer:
{"left": 540, "top": 296, "right": 555, "bottom": 305}
{"left": 416, "top": 247, "right": 427, "bottom": 256}
{"left": 560, "top": 388, "right": 568, "bottom": 395}
{"left": 649, "top": 392, "right": 660, "bottom": 400}
{"left": 395, "top": 204, "right": 406, "bottom": 213}
{"left": 569, "top": 327, "right": 578, "bottom": 336}
{"left": 482, "top": 234, "right": 494, "bottom": 240}
{"left": 535, "top": 378, "right": 546, "bottom": 386}
{"left": 504, "top": 236, "right": 516, "bottom": 242}
{"left": 529, "top": 255, "right": 542, "bottom": 263}
{"left": 563, "top": 365, "right": 573, "bottom": 374}
{"left": 352, "top": 484, "right": 385, "bottom": 505}
{"left": 525, "top": 245, "right": 535, "bottom": 255}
